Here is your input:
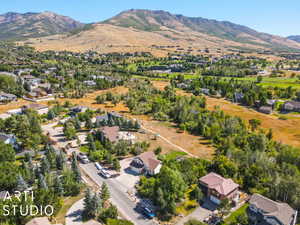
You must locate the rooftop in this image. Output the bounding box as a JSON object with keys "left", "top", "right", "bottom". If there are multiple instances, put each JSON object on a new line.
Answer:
{"left": 199, "top": 172, "right": 239, "bottom": 196}
{"left": 249, "top": 193, "right": 297, "bottom": 225}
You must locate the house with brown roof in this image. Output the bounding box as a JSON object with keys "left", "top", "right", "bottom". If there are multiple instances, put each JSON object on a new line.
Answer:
{"left": 199, "top": 172, "right": 239, "bottom": 205}
{"left": 130, "top": 151, "right": 162, "bottom": 175}
{"left": 248, "top": 194, "right": 297, "bottom": 225}
{"left": 99, "top": 126, "right": 120, "bottom": 143}
{"left": 98, "top": 126, "right": 136, "bottom": 144}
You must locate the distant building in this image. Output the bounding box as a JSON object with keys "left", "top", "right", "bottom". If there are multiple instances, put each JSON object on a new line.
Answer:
{"left": 70, "top": 106, "right": 89, "bottom": 114}
{"left": 259, "top": 106, "right": 273, "bottom": 114}
{"left": 130, "top": 151, "right": 162, "bottom": 175}
{"left": 0, "top": 133, "right": 17, "bottom": 148}
{"left": 0, "top": 92, "right": 17, "bottom": 103}
{"left": 199, "top": 172, "right": 239, "bottom": 205}
{"left": 98, "top": 126, "right": 136, "bottom": 144}
{"left": 234, "top": 92, "right": 244, "bottom": 103}
{"left": 248, "top": 194, "right": 297, "bottom": 225}
{"left": 283, "top": 101, "right": 300, "bottom": 112}
{"left": 99, "top": 126, "right": 120, "bottom": 143}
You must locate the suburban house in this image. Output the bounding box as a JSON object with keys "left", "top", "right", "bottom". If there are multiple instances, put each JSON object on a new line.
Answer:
{"left": 25, "top": 217, "right": 62, "bottom": 225}
{"left": 0, "top": 92, "right": 17, "bottom": 103}
{"left": 98, "top": 126, "right": 136, "bottom": 144}
{"left": 234, "top": 92, "right": 244, "bottom": 103}
{"left": 130, "top": 151, "right": 162, "bottom": 175}
{"left": 259, "top": 106, "right": 273, "bottom": 114}
{"left": 283, "top": 101, "right": 300, "bottom": 112}
{"left": 99, "top": 126, "right": 120, "bottom": 143}
{"left": 248, "top": 194, "right": 298, "bottom": 225}
{"left": 22, "top": 75, "right": 41, "bottom": 90}
{"left": 0, "top": 133, "right": 18, "bottom": 148}
{"left": 199, "top": 172, "right": 239, "bottom": 205}
{"left": 22, "top": 104, "right": 49, "bottom": 115}
{"left": 70, "top": 106, "right": 89, "bottom": 114}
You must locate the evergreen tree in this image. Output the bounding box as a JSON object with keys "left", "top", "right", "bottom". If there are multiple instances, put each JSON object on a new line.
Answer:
{"left": 47, "top": 109, "right": 56, "bottom": 120}
{"left": 100, "top": 182, "right": 110, "bottom": 204}
{"left": 54, "top": 176, "right": 64, "bottom": 196}
{"left": 83, "top": 188, "right": 93, "bottom": 219}
{"left": 74, "top": 117, "right": 81, "bottom": 130}
{"left": 41, "top": 157, "right": 50, "bottom": 175}
{"left": 38, "top": 174, "right": 48, "bottom": 189}
{"left": 71, "top": 154, "right": 82, "bottom": 182}
{"left": 16, "top": 174, "right": 28, "bottom": 191}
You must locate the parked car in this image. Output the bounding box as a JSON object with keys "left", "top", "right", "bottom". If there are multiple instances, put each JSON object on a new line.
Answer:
{"left": 136, "top": 202, "right": 155, "bottom": 219}
{"left": 77, "top": 153, "right": 90, "bottom": 164}
{"left": 95, "top": 162, "right": 102, "bottom": 170}
{"left": 99, "top": 169, "right": 111, "bottom": 179}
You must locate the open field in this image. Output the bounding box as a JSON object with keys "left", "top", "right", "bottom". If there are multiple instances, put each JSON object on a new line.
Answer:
{"left": 222, "top": 76, "right": 300, "bottom": 89}
{"left": 151, "top": 80, "right": 300, "bottom": 148}
{"left": 205, "top": 96, "right": 300, "bottom": 148}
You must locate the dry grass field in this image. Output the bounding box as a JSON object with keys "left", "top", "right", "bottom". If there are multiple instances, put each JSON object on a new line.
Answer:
{"left": 205, "top": 96, "right": 300, "bottom": 148}
{"left": 22, "top": 23, "right": 276, "bottom": 57}
{"left": 152, "top": 80, "right": 300, "bottom": 148}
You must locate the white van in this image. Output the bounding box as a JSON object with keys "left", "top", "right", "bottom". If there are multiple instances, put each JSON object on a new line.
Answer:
{"left": 95, "top": 162, "right": 102, "bottom": 170}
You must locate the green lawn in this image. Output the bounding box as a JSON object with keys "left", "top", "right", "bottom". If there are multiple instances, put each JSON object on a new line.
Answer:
{"left": 222, "top": 76, "right": 300, "bottom": 89}
{"left": 222, "top": 203, "right": 249, "bottom": 225}
{"left": 161, "top": 151, "right": 187, "bottom": 161}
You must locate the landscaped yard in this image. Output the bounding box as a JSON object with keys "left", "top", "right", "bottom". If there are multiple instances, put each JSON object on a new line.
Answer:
{"left": 222, "top": 203, "right": 249, "bottom": 225}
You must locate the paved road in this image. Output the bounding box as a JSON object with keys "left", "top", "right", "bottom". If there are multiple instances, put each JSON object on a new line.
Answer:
{"left": 65, "top": 198, "right": 84, "bottom": 225}
{"left": 80, "top": 163, "right": 156, "bottom": 225}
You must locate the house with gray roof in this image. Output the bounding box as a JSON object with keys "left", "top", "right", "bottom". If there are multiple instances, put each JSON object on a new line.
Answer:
{"left": 283, "top": 101, "right": 300, "bottom": 112}
{"left": 248, "top": 194, "right": 297, "bottom": 225}
{"left": 0, "top": 133, "right": 17, "bottom": 148}
{"left": 0, "top": 92, "right": 17, "bottom": 103}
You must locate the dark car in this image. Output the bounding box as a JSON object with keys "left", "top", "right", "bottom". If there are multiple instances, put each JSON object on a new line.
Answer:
{"left": 135, "top": 202, "right": 155, "bottom": 219}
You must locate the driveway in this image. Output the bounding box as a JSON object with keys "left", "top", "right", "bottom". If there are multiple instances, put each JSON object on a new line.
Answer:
{"left": 65, "top": 198, "right": 84, "bottom": 225}
{"left": 176, "top": 206, "right": 211, "bottom": 225}
{"left": 116, "top": 158, "right": 140, "bottom": 191}
{"left": 80, "top": 163, "right": 156, "bottom": 225}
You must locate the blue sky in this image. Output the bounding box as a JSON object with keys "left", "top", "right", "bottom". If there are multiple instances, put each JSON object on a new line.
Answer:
{"left": 1, "top": 0, "right": 299, "bottom": 36}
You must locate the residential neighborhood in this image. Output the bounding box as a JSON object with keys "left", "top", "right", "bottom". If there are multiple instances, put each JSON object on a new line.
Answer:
{"left": 0, "top": 2, "right": 300, "bottom": 225}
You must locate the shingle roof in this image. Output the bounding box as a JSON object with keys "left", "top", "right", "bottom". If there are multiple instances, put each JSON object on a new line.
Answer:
{"left": 136, "top": 151, "right": 161, "bottom": 171}
{"left": 249, "top": 194, "right": 296, "bottom": 225}
{"left": 100, "top": 126, "right": 120, "bottom": 142}
{"left": 199, "top": 172, "right": 239, "bottom": 196}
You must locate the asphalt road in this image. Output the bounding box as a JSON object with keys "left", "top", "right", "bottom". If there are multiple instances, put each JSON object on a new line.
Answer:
{"left": 80, "top": 163, "right": 157, "bottom": 225}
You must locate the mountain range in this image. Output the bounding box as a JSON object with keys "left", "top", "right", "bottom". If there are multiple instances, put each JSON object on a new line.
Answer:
{"left": 0, "top": 11, "right": 83, "bottom": 40}
{"left": 287, "top": 35, "right": 300, "bottom": 43}
{"left": 1, "top": 9, "right": 299, "bottom": 55}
